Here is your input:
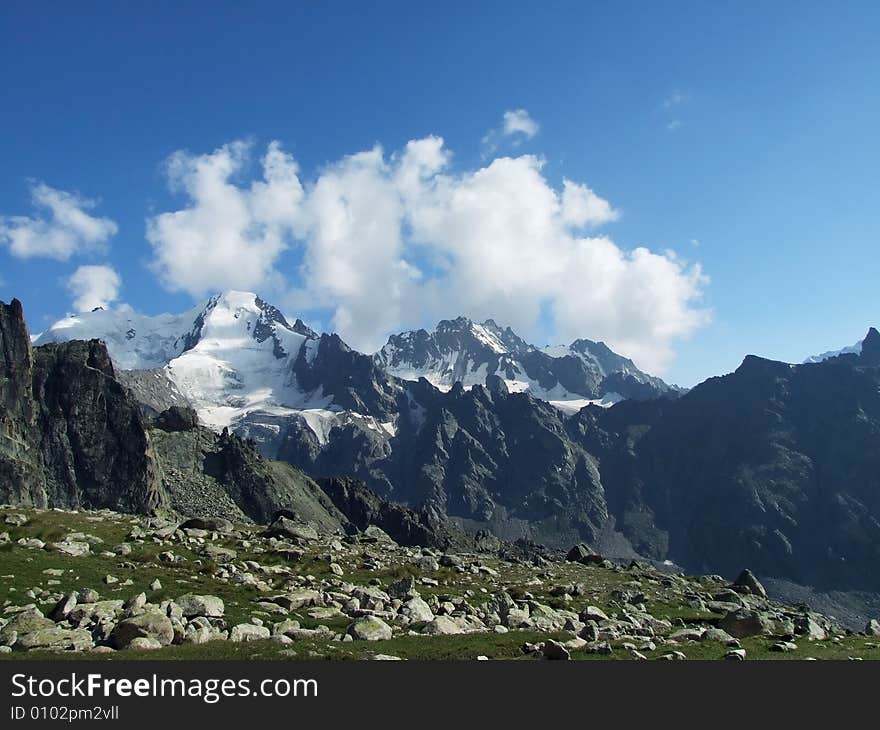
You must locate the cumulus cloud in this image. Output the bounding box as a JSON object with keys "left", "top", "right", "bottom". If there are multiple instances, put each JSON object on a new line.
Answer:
{"left": 67, "top": 264, "right": 122, "bottom": 311}
{"left": 147, "top": 135, "right": 709, "bottom": 373}
{"left": 0, "top": 183, "right": 118, "bottom": 260}
{"left": 146, "top": 140, "right": 304, "bottom": 297}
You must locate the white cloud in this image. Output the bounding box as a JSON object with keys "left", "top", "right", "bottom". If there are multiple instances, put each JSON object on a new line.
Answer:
{"left": 146, "top": 140, "right": 304, "bottom": 297}
{"left": 502, "top": 109, "right": 539, "bottom": 139}
{"left": 561, "top": 179, "right": 619, "bottom": 228}
{"left": 482, "top": 108, "right": 539, "bottom": 156}
{"left": 148, "top": 136, "right": 709, "bottom": 373}
{"left": 67, "top": 264, "right": 121, "bottom": 311}
{"left": 0, "top": 183, "right": 118, "bottom": 260}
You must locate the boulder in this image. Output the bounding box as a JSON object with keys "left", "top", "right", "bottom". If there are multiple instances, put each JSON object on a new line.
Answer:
{"left": 47, "top": 541, "right": 90, "bottom": 557}
{"left": 731, "top": 569, "right": 767, "bottom": 598}
{"left": 347, "top": 616, "right": 392, "bottom": 641}
{"left": 0, "top": 608, "right": 54, "bottom": 645}
{"left": 400, "top": 596, "right": 434, "bottom": 623}
{"left": 422, "top": 616, "right": 464, "bottom": 636}
{"left": 264, "top": 517, "right": 319, "bottom": 542}
{"left": 179, "top": 517, "right": 234, "bottom": 533}
{"left": 719, "top": 609, "right": 775, "bottom": 638}
{"left": 48, "top": 592, "right": 78, "bottom": 622}
{"left": 230, "top": 624, "right": 271, "bottom": 642}
{"left": 542, "top": 639, "right": 571, "bottom": 660}
{"left": 111, "top": 611, "right": 174, "bottom": 648}
{"left": 14, "top": 627, "right": 94, "bottom": 652}
{"left": 175, "top": 594, "right": 225, "bottom": 618}
{"left": 566, "top": 544, "right": 603, "bottom": 565}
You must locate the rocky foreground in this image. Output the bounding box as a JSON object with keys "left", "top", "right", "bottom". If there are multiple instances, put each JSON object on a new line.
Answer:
{"left": 2, "top": 505, "right": 880, "bottom": 661}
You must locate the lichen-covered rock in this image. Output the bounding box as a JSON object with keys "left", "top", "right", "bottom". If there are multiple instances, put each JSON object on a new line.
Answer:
{"left": 347, "top": 616, "right": 392, "bottom": 641}
{"left": 111, "top": 611, "right": 174, "bottom": 648}
{"left": 175, "top": 594, "right": 225, "bottom": 618}
{"left": 230, "top": 624, "right": 270, "bottom": 642}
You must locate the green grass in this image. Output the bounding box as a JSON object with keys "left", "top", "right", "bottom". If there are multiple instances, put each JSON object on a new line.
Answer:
{"left": 2, "top": 505, "right": 878, "bottom": 662}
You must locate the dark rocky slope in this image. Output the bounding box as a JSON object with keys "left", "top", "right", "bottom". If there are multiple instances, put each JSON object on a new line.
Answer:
{"left": 1, "top": 299, "right": 164, "bottom": 514}
{"left": 586, "top": 329, "right": 880, "bottom": 593}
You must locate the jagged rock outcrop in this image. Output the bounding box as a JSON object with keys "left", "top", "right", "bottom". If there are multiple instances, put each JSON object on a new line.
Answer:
{"left": 1, "top": 299, "right": 165, "bottom": 513}
{"left": 316, "top": 476, "right": 453, "bottom": 548}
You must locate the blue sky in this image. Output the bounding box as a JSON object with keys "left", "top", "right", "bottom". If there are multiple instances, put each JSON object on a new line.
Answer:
{"left": 1, "top": 1, "right": 879, "bottom": 386}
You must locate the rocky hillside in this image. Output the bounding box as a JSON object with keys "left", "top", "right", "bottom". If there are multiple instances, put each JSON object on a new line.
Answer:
{"left": 1, "top": 503, "right": 878, "bottom": 660}
{"left": 581, "top": 328, "right": 880, "bottom": 593}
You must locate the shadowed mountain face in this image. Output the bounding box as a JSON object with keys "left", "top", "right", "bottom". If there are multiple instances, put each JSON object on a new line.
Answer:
{"left": 1, "top": 299, "right": 164, "bottom": 513}
{"left": 585, "top": 328, "right": 880, "bottom": 592}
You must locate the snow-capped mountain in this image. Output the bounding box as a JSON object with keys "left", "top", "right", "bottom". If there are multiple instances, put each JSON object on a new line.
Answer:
{"left": 35, "top": 292, "right": 397, "bottom": 447}
{"left": 35, "top": 291, "right": 676, "bottom": 463}
{"left": 376, "top": 317, "right": 676, "bottom": 413}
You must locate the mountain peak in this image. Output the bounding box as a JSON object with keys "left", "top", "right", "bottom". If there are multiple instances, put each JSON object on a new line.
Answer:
{"left": 861, "top": 327, "right": 880, "bottom": 364}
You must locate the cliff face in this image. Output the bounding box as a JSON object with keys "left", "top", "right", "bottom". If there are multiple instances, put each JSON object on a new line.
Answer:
{"left": 0, "top": 299, "right": 44, "bottom": 504}
{"left": 0, "top": 299, "right": 165, "bottom": 513}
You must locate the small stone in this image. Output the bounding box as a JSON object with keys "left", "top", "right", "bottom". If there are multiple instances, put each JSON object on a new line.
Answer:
{"left": 150, "top": 579, "right": 162, "bottom": 591}
{"left": 724, "top": 649, "right": 747, "bottom": 661}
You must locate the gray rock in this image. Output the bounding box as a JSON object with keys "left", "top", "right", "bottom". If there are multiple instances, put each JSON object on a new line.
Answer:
{"left": 47, "top": 541, "right": 90, "bottom": 557}
{"left": 111, "top": 611, "right": 174, "bottom": 648}
{"left": 422, "top": 616, "right": 463, "bottom": 636}
{"left": 719, "top": 609, "right": 774, "bottom": 638}
{"left": 542, "top": 639, "right": 571, "bottom": 660}
{"left": 0, "top": 608, "right": 54, "bottom": 644}
{"left": 731, "top": 569, "right": 767, "bottom": 598}
{"left": 175, "top": 594, "right": 225, "bottom": 618}
{"left": 14, "top": 627, "right": 94, "bottom": 652}
{"left": 128, "top": 637, "right": 163, "bottom": 650}
{"left": 48, "top": 592, "right": 78, "bottom": 622}
{"left": 347, "top": 616, "right": 392, "bottom": 641}
{"left": 400, "top": 596, "right": 434, "bottom": 623}
{"left": 230, "top": 624, "right": 271, "bottom": 642}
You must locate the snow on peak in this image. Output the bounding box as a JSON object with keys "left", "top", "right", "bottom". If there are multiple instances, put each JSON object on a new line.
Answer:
{"left": 804, "top": 340, "right": 863, "bottom": 364}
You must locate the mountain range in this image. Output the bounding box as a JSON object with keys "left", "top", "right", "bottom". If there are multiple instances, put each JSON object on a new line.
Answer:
{"left": 15, "top": 291, "right": 880, "bottom": 597}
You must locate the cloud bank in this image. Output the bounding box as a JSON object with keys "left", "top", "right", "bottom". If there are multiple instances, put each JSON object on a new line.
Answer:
{"left": 0, "top": 183, "right": 118, "bottom": 260}
{"left": 146, "top": 129, "right": 708, "bottom": 372}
